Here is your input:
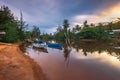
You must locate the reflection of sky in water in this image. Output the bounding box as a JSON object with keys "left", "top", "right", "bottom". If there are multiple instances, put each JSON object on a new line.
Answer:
{"left": 26, "top": 47, "right": 120, "bottom": 80}
{"left": 72, "top": 49, "right": 120, "bottom": 70}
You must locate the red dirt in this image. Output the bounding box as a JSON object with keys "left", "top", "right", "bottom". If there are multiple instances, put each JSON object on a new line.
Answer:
{"left": 0, "top": 43, "right": 46, "bottom": 80}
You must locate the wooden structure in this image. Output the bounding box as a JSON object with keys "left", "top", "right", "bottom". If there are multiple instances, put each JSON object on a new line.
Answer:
{"left": 0, "top": 32, "right": 6, "bottom": 35}
{"left": 112, "top": 29, "right": 120, "bottom": 38}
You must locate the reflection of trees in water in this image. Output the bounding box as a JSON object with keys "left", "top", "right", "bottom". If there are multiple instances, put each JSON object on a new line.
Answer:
{"left": 63, "top": 45, "right": 71, "bottom": 61}
{"left": 32, "top": 46, "right": 48, "bottom": 53}
{"left": 72, "top": 41, "right": 120, "bottom": 60}
{"left": 61, "top": 40, "right": 120, "bottom": 61}
{"left": 83, "top": 51, "right": 87, "bottom": 56}
{"left": 62, "top": 41, "right": 72, "bottom": 68}
{"left": 62, "top": 39, "right": 71, "bottom": 60}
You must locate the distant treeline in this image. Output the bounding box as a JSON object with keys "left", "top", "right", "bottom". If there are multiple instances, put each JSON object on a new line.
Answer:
{"left": 53, "top": 19, "right": 120, "bottom": 42}
{"left": 29, "top": 18, "right": 120, "bottom": 42}
{"left": 0, "top": 5, "right": 120, "bottom": 43}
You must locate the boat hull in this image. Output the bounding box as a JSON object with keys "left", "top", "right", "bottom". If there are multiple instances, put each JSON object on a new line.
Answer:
{"left": 46, "top": 42, "right": 62, "bottom": 48}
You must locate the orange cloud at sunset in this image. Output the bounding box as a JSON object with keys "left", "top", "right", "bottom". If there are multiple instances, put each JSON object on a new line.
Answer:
{"left": 98, "top": 3, "right": 120, "bottom": 22}
{"left": 72, "top": 3, "right": 120, "bottom": 26}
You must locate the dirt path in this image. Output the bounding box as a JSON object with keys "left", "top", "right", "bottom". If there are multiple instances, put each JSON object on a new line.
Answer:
{"left": 0, "top": 43, "right": 46, "bottom": 80}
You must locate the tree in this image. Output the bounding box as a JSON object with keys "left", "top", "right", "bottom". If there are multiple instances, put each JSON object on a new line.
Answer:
{"left": 72, "top": 25, "right": 81, "bottom": 33}
{"left": 108, "top": 22, "right": 112, "bottom": 31}
{"left": 0, "top": 5, "right": 28, "bottom": 42}
{"left": 31, "top": 26, "right": 41, "bottom": 39}
{"left": 57, "top": 26, "right": 62, "bottom": 32}
{"left": 110, "top": 18, "right": 120, "bottom": 29}
{"left": 63, "top": 19, "right": 69, "bottom": 32}
{"left": 3, "top": 21, "right": 19, "bottom": 42}
{"left": 17, "top": 11, "right": 28, "bottom": 41}
{"left": 78, "top": 27, "right": 97, "bottom": 39}
{"left": 0, "top": 5, "right": 20, "bottom": 42}
{"left": 0, "top": 5, "right": 14, "bottom": 24}
{"left": 90, "top": 23, "right": 95, "bottom": 27}
{"left": 41, "top": 33, "right": 53, "bottom": 41}
{"left": 77, "top": 26, "right": 111, "bottom": 41}
{"left": 83, "top": 20, "right": 88, "bottom": 27}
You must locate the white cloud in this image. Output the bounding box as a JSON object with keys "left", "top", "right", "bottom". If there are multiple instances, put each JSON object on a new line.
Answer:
{"left": 71, "top": 15, "right": 100, "bottom": 27}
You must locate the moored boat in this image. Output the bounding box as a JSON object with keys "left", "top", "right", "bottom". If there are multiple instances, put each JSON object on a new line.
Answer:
{"left": 32, "top": 40, "right": 47, "bottom": 49}
{"left": 46, "top": 42, "right": 62, "bottom": 49}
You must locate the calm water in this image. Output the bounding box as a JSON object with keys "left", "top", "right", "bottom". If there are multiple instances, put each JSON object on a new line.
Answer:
{"left": 26, "top": 42, "right": 120, "bottom": 80}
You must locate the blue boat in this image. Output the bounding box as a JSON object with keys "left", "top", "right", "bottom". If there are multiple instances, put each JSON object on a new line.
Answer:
{"left": 34, "top": 40, "right": 43, "bottom": 44}
{"left": 46, "top": 42, "right": 62, "bottom": 49}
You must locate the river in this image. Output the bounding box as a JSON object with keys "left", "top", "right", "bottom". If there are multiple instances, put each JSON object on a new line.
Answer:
{"left": 25, "top": 41, "right": 120, "bottom": 80}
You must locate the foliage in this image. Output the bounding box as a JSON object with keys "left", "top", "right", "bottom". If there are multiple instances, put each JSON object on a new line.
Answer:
{"left": 77, "top": 26, "right": 111, "bottom": 41}
{"left": 111, "top": 18, "right": 120, "bottom": 29}
{"left": 0, "top": 6, "right": 14, "bottom": 24}
{"left": 54, "top": 29, "right": 65, "bottom": 41}
{"left": 54, "top": 19, "right": 71, "bottom": 42}
{"left": 72, "top": 25, "right": 81, "bottom": 33}
{"left": 0, "top": 21, "right": 19, "bottom": 42}
{"left": 63, "top": 19, "right": 69, "bottom": 31}
{"left": 1, "top": 6, "right": 119, "bottom": 43}
{"left": 54, "top": 19, "right": 111, "bottom": 42}
{"left": 83, "top": 20, "right": 89, "bottom": 27}
{"left": 24, "top": 31, "right": 32, "bottom": 39}
{"left": 17, "top": 11, "right": 28, "bottom": 41}
{"left": 103, "top": 18, "right": 120, "bottom": 30}
{"left": 77, "top": 27, "right": 97, "bottom": 39}
{"left": 41, "top": 33, "right": 54, "bottom": 42}
{"left": 0, "top": 5, "right": 27, "bottom": 43}
{"left": 31, "top": 26, "right": 41, "bottom": 39}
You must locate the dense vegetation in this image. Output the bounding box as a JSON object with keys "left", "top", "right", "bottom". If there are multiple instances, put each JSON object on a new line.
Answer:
{"left": 54, "top": 20, "right": 112, "bottom": 42}
{"left": 0, "top": 6, "right": 27, "bottom": 42}
{"left": 0, "top": 5, "right": 120, "bottom": 43}
{"left": 54, "top": 19, "right": 120, "bottom": 42}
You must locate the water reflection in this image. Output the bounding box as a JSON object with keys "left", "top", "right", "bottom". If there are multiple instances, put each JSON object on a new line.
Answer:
{"left": 25, "top": 40, "right": 120, "bottom": 61}
{"left": 71, "top": 41, "right": 120, "bottom": 60}
{"left": 63, "top": 42, "right": 71, "bottom": 61}
{"left": 25, "top": 41, "right": 120, "bottom": 80}
{"left": 28, "top": 40, "right": 120, "bottom": 61}
{"left": 32, "top": 46, "right": 48, "bottom": 53}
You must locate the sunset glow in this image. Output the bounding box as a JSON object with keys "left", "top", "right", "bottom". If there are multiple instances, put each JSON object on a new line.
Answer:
{"left": 99, "top": 3, "right": 120, "bottom": 22}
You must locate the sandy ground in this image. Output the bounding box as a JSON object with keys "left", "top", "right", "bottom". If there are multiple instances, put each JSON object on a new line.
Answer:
{"left": 0, "top": 42, "right": 46, "bottom": 80}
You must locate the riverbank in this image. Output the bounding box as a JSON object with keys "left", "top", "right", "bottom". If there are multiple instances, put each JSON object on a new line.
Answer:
{"left": 0, "top": 42, "right": 46, "bottom": 80}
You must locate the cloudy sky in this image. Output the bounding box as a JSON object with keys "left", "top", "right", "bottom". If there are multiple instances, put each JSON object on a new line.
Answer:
{"left": 0, "top": 0, "right": 120, "bottom": 33}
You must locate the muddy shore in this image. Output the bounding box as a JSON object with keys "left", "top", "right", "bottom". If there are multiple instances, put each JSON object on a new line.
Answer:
{"left": 0, "top": 42, "right": 46, "bottom": 80}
